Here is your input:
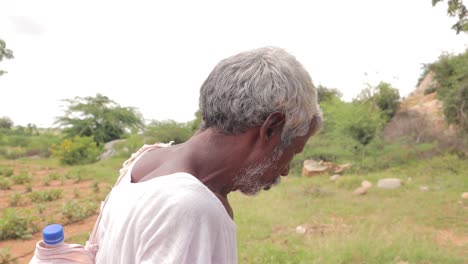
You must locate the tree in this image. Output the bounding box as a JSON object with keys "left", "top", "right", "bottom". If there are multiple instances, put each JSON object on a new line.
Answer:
{"left": 355, "top": 82, "right": 400, "bottom": 121}
{"left": 316, "top": 85, "right": 343, "bottom": 103}
{"left": 55, "top": 94, "right": 144, "bottom": 145}
{"left": 144, "top": 120, "right": 193, "bottom": 144}
{"left": 0, "top": 117, "right": 13, "bottom": 130}
{"left": 432, "top": 0, "right": 468, "bottom": 33}
{"left": 428, "top": 50, "right": 468, "bottom": 132}
{"left": 0, "top": 39, "right": 14, "bottom": 76}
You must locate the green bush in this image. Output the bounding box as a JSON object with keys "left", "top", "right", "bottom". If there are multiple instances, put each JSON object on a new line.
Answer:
{"left": 0, "top": 248, "right": 17, "bottom": 264}
{"left": 427, "top": 49, "right": 468, "bottom": 132}
{"left": 50, "top": 136, "right": 102, "bottom": 165}
{"left": 9, "top": 193, "right": 26, "bottom": 207}
{"left": 144, "top": 120, "right": 193, "bottom": 144}
{"left": 114, "top": 133, "right": 144, "bottom": 157}
{"left": 61, "top": 199, "right": 98, "bottom": 224}
{"left": 0, "top": 177, "right": 12, "bottom": 190}
{"left": 0, "top": 209, "right": 37, "bottom": 240}
{"left": 29, "top": 190, "right": 62, "bottom": 203}
{"left": 11, "top": 173, "right": 32, "bottom": 185}
{"left": 0, "top": 166, "right": 13, "bottom": 177}
{"left": 3, "top": 147, "right": 26, "bottom": 159}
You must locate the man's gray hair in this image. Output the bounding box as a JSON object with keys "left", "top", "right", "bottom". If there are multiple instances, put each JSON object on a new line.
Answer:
{"left": 199, "top": 47, "right": 321, "bottom": 145}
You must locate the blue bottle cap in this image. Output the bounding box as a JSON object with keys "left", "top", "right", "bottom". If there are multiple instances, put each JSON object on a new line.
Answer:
{"left": 42, "top": 224, "right": 64, "bottom": 245}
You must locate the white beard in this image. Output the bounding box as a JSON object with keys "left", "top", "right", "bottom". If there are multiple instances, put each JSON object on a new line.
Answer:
{"left": 233, "top": 146, "right": 284, "bottom": 196}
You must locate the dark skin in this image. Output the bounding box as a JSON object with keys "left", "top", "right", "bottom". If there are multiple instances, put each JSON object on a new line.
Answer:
{"left": 131, "top": 113, "right": 319, "bottom": 219}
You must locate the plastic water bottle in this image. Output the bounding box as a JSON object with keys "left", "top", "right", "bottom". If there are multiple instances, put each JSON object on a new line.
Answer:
{"left": 30, "top": 223, "right": 94, "bottom": 264}
{"left": 42, "top": 224, "right": 64, "bottom": 248}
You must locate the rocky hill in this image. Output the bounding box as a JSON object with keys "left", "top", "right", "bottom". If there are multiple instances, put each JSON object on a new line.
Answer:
{"left": 383, "top": 71, "right": 456, "bottom": 143}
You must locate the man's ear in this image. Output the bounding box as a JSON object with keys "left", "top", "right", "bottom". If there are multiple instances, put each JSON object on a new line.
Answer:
{"left": 259, "top": 112, "right": 285, "bottom": 142}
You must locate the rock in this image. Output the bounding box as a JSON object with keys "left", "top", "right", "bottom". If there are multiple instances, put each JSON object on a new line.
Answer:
{"left": 353, "top": 186, "right": 368, "bottom": 195}
{"left": 330, "top": 174, "right": 341, "bottom": 181}
{"left": 99, "top": 139, "right": 126, "bottom": 160}
{"left": 420, "top": 186, "right": 429, "bottom": 192}
{"left": 462, "top": 192, "right": 468, "bottom": 199}
{"left": 295, "top": 225, "right": 307, "bottom": 234}
{"left": 302, "top": 160, "right": 329, "bottom": 177}
{"left": 334, "top": 163, "right": 351, "bottom": 174}
{"left": 377, "top": 178, "right": 402, "bottom": 189}
{"left": 361, "top": 180, "right": 372, "bottom": 188}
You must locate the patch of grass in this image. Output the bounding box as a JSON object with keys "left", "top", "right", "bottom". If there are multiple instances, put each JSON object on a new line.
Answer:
{"left": 29, "top": 190, "right": 62, "bottom": 203}
{"left": 92, "top": 181, "right": 100, "bottom": 194}
{"left": 231, "top": 154, "right": 468, "bottom": 264}
{"left": 65, "top": 232, "right": 91, "bottom": 245}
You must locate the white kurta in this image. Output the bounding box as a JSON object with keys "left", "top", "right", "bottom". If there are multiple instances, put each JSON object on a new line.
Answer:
{"left": 95, "top": 169, "right": 237, "bottom": 264}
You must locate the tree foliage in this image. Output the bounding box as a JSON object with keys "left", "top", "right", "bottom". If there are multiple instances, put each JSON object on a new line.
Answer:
{"left": 0, "top": 39, "right": 14, "bottom": 76}
{"left": 55, "top": 94, "right": 143, "bottom": 145}
{"left": 316, "top": 85, "right": 343, "bottom": 103}
{"left": 355, "top": 82, "right": 400, "bottom": 121}
{"left": 144, "top": 120, "right": 194, "bottom": 144}
{"left": 0, "top": 117, "right": 13, "bottom": 130}
{"left": 427, "top": 49, "right": 468, "bottom": 132}
{"left": 433, "top": 0, "right": 468, "bottom": 33}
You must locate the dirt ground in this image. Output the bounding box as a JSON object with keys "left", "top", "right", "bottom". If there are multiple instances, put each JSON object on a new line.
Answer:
{"left": 0, "top": 215, "right": 98, "bottom": 264}
{"left": 0, "top": 160, "right": 111, "bottom": 263}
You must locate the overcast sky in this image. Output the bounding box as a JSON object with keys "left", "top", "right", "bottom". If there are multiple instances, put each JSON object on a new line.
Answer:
{"left": 1, "top": 0, "right": 467, "bottom": 127}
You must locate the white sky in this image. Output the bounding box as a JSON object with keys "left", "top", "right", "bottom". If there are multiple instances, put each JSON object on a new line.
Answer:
{"left": 1, "top": 0, "right": 467, "bottom": 127}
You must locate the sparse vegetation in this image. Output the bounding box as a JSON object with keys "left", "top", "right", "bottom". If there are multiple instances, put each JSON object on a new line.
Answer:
{"left": 10, "top": 173, "right": 32, "bottom": 185}
{"left": 0, "top": 248, "right": 17, "bottom": 264}
{"left": 0, "top": 177, "right": 12, "bottom": 190}
{"left": 0, "top": 209, "right": 37, "bottom": 240}
{"left": 61, "top": 199, "right": 98, "bottom": 224}
{"left": 28, "top": 190, "right": 62, "bottom": 203}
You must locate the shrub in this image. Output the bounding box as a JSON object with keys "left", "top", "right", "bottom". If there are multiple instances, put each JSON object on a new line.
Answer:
{"left": 0, "top": 209, "right": 37, "bottom": 240}
{"left": 9, "top": 193, "right": 27, "bottom": 207}
{"left": 92, "top": 181, "right": 100, "bottom": 194}
{"left": 0, "top": 177, "right": 12, "bottom": 190}
{"left": 0, "top": 248, "right": 17, "bottom": 264}
{"left": 11, "top": 173, "right": 32, "bottom": 185}
{"left": 61, "top": 200, "right": 98, "bottom": 224}
{"left": 0, "top": 167, "right": 13, "bottom": 177}
{"left": 50, "top": 136, "right": 102, "bottom": 165}
{"left": 144, "top": 120, "right": 193, "bottom": 144}
{"left": 4, "top": 147, "right": 26, "bottom": 159}
{"left": 428, "top": 50, "right": 468, "bottom": 132}
{"left": 29, "top": 190, "right": 62, "bottom": 203}
{"left": 114, "top": 133, "right": 144, "bottom": 157}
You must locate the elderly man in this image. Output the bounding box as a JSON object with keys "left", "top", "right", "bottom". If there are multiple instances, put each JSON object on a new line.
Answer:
{"left": 95, "top": 47, "right": 322, "bottom": 263}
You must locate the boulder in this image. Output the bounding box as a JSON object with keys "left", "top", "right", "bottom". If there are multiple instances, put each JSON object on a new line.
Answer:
{"left": 330, "top": 174, "right": 341, "bottom": 181}
{"left": 302, "top": 160, "right": 329, "bottom": 177}
{"left": 334, "top": 163, "right": 351, "bottom": 174}
{"left": 377, "top": 178, "right": 402, "bottom": 189}
{"left": 419, "top": 186, "right": 429, "bottom": 192}
{"left": 99, "top": 139, "right": 126, "bottom": 160}
{"left": 462, "top": 192, "right": 468, "bottom": 199}
{"left": 353, "top": 186, "right": 368, "bottom": 195}
{"left": 295, "top": 225, "right": 307, "bottom": 234}
{"left": 361, "top": 180, "right": 372, "bottom": 188}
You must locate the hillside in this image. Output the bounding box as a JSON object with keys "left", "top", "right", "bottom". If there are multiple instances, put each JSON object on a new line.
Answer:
{"left": 383, "top": 71, "right": 456, "bottom": 143}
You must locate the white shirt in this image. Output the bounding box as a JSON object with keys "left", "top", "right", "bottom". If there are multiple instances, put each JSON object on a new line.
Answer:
{"left": 95, "top": 168, "right": 237, "bottom": 264}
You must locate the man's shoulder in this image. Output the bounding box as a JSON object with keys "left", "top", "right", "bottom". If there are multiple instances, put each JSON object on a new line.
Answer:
{"left": 142, "top": 173, "right": 225, "bottom": 219}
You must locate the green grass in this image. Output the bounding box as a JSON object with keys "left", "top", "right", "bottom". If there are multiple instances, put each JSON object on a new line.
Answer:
{"left": 1, "top": 153, "right": 466, "bottom": 263}
{"left": 231, "top": 154, "right": 468, "bottom": 264}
